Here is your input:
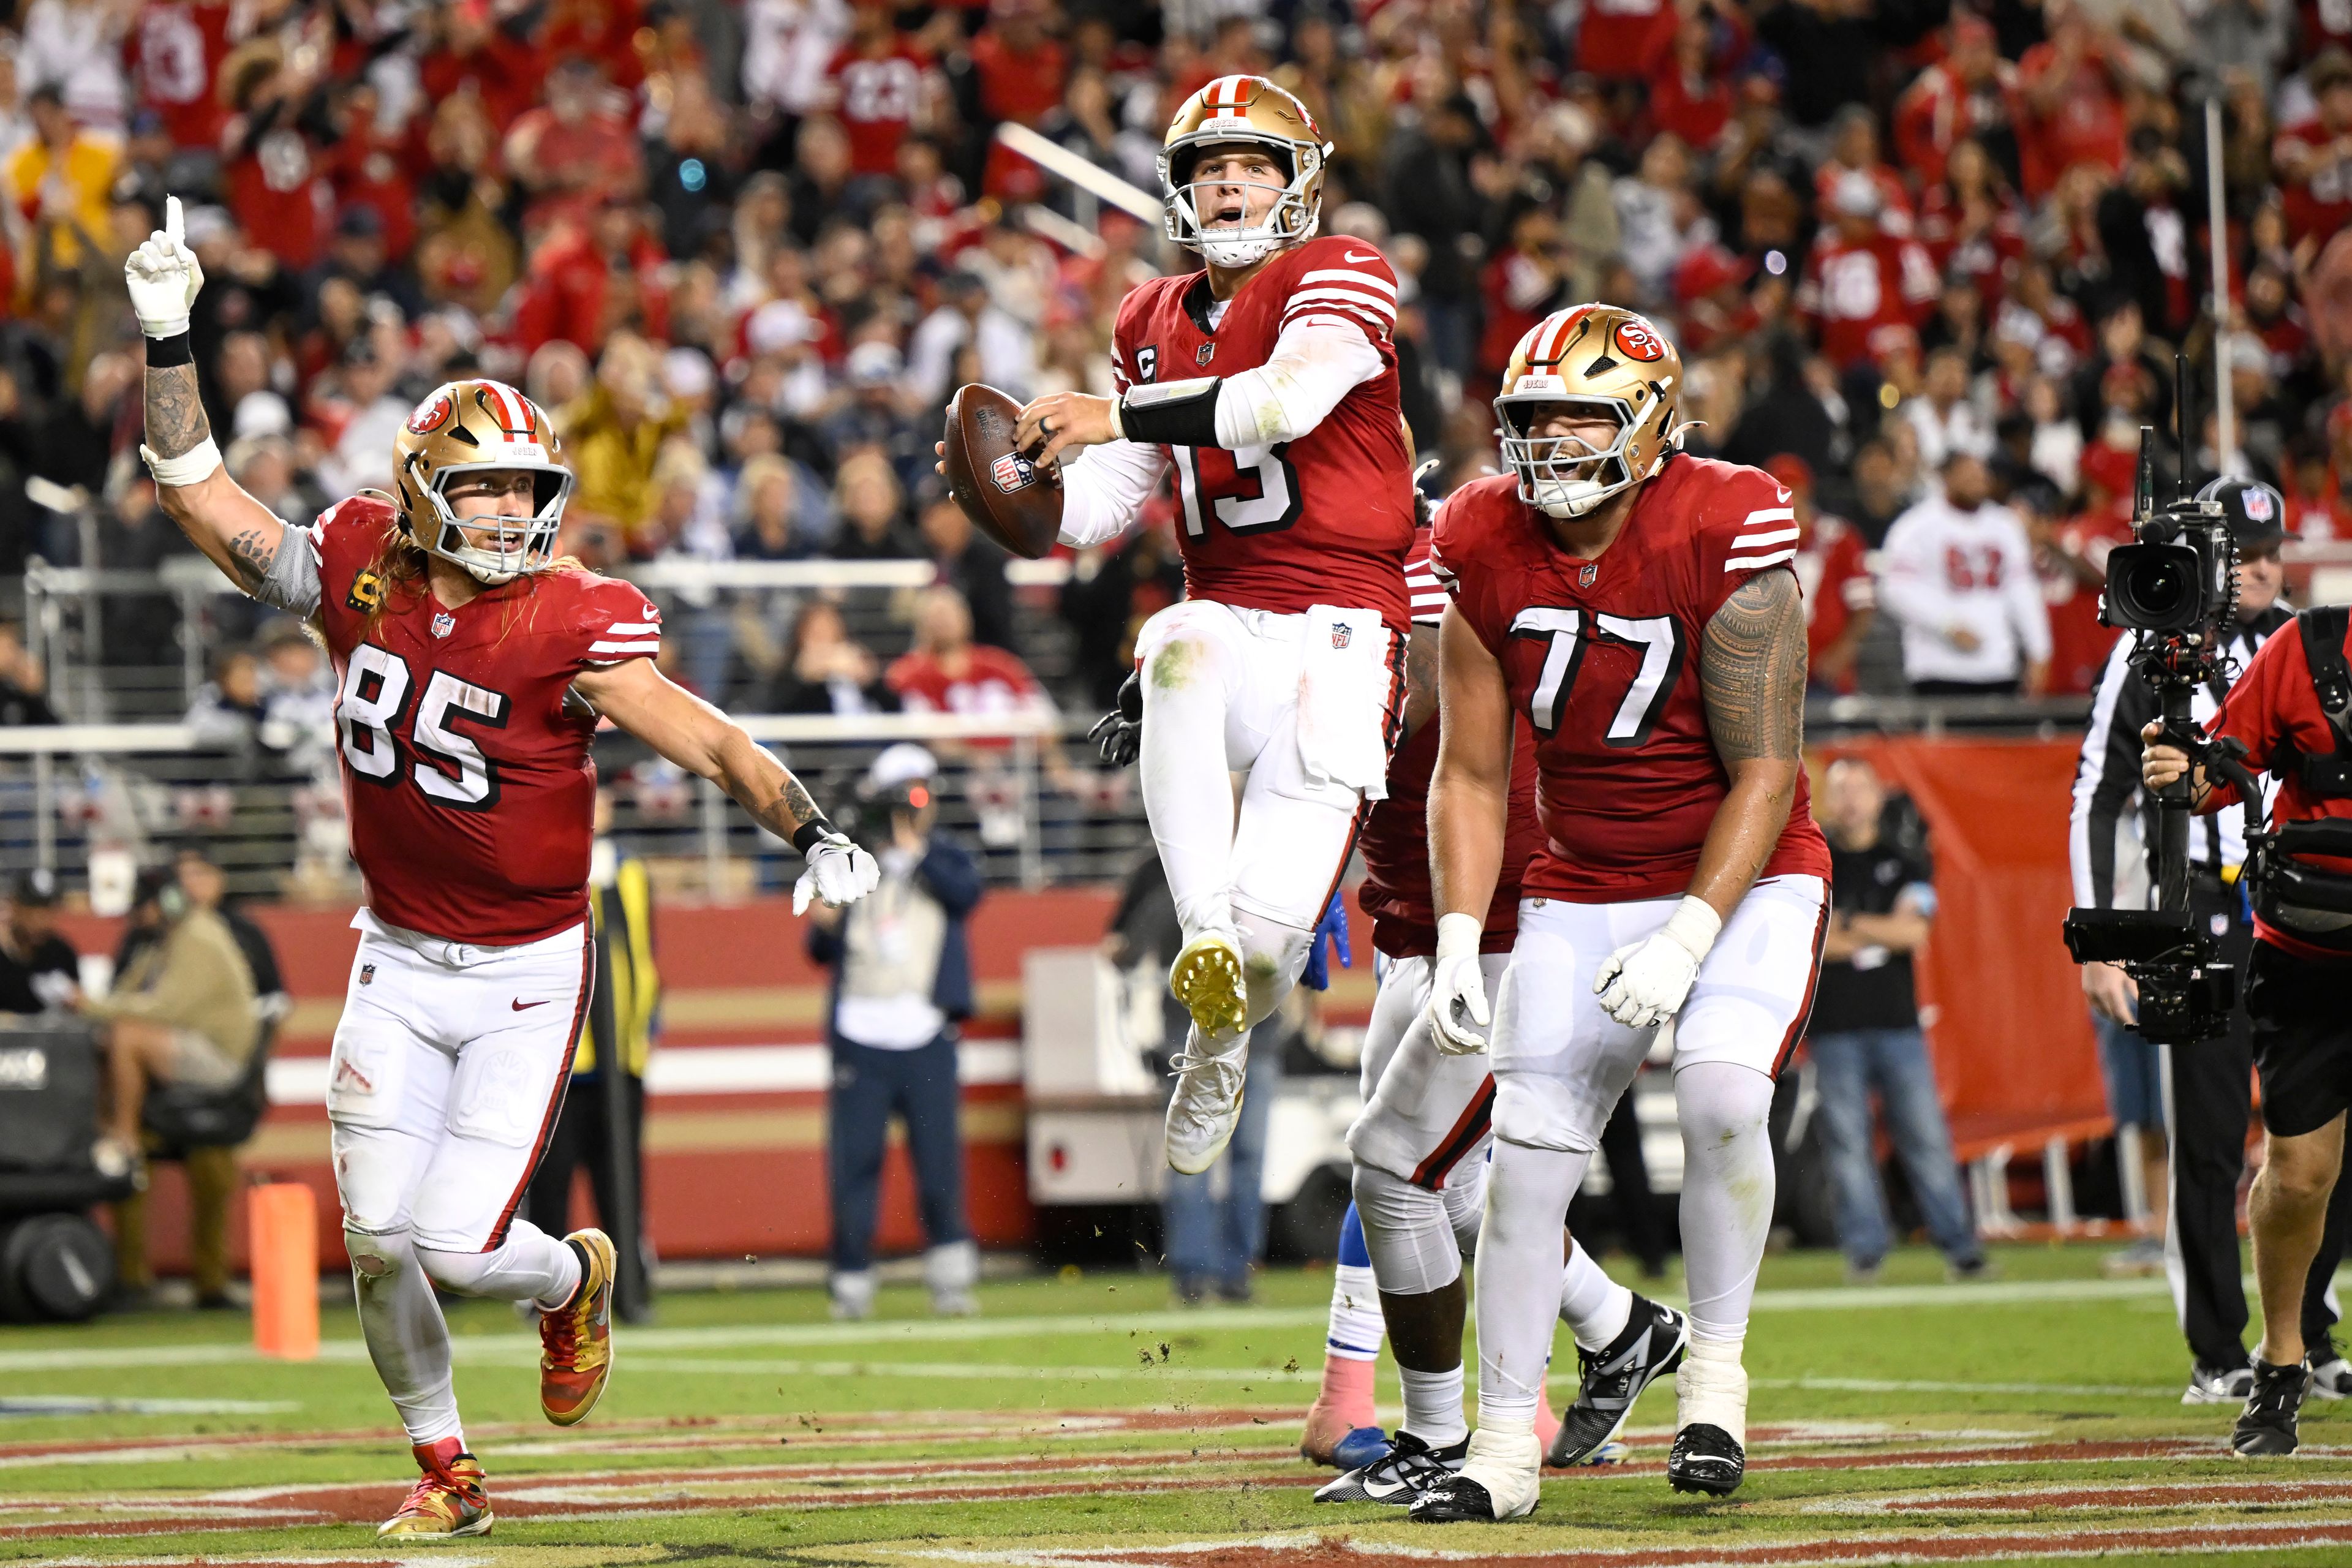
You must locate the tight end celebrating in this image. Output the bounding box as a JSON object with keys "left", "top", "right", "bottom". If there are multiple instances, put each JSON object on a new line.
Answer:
{"left": 127, "top": 198, "right": 878, "bottom": 1539}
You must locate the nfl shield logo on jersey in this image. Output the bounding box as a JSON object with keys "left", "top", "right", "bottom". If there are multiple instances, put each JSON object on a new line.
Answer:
{"left": 359, "top": 963, "right": 375, "bottom": 986}
{"left": 1579, "top": 562, "right": 1600, "bottom": 587}
{"left": 431, "top": 611, "right": 456, "bottom": 639}
{"left": 1197, "top": 343, "right": 1216, "bottom": 366}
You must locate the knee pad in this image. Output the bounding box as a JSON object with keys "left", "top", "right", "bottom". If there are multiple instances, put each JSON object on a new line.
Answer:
{"left": 345, "top": 1226, "right": 416, "bottom": 1283}
{"left": 1440, "top": 1154, "right": 1488, "bottom": 1259}
{"left": 1234, "top": 910, "right": 1314, "bottom": 1031}
{"left": 1492, "top": 1073, "right": 1602, "bottom": 1154}
{"left": 1351, "top": 1164, "right": 1461, "bottom": 1295}
{"left": 1673, "top": 1060, "right": 1775, "bottom": 1151}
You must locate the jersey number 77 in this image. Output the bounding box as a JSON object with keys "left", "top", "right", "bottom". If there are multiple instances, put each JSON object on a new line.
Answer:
{"left": 1510, "top": 608, "right": 1685, "bottom": 748}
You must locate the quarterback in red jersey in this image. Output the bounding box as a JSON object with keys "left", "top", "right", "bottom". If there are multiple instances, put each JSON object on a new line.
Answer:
{"left": 1003, "top": 74, "right": 1415, "bottom": 1177}
{"left": 126, "top": 200, "right": 877, "bottom": 1541}
{"left": 1413, "top": 306, "right": 1828, "bottom": 1523}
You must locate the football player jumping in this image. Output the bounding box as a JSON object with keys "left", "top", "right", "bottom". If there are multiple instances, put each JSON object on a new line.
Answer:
{"left": 1302, "top": 526, "right": 1688, "bottom": 1506}
{"left": 1011, "top": 74, "right": 1415, "bottom": 1174}
{"left": 126, "top": 200, "right": 878, "bottom": 1540}
{"left": 1414, "top": 307, "right": 1828, "bottom": 1520}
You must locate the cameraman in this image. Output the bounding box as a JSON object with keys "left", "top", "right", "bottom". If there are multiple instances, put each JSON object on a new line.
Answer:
{"left": 2143, "top": 503, "right": 2352, "bottom": 1455}
{"left": 807, "top": 744, "right": 984, "bottom": 1322}
{"left": 2074, "top": 477, "right": 2350, "bottom": 1408}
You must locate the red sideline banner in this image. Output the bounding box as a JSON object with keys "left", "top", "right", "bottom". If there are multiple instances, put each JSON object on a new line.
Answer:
{"left": 1820, "top": 737, "right": 2108, "bottom": 1156}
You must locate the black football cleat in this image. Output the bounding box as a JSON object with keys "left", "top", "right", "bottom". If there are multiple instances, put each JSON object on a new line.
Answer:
{"left": 1549, "top": 1294, "right": 1687, "bottom": 1467}
{"left": 1666, "top": 1423, "right": 1746, "bottom": 1496}
{"left": 2233, "top": 1359, "right": 2310, "bottom": 1457}
{"left": 1313, "top": 1430, "right": 1468, "bottom": 1506}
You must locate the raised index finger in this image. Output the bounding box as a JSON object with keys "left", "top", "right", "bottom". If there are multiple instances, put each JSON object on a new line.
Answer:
{"left": 165, "top": 195, "right": 184, "bottom": 247}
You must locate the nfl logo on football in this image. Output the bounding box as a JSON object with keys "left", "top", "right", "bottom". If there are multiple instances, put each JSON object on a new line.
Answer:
{"left": 990, "top": 452, "right": 1034, "bottom": 494}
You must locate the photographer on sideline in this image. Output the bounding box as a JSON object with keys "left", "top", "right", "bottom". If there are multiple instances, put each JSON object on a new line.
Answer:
{"left": 2075, "top": 477, "right": 2351, "bottom": 1406}
{"left": 808, "top": 744, "right": 984, "bottom": 1322}
{"left": 2143, "top": 538, "right": 2352, "bottom": 1456}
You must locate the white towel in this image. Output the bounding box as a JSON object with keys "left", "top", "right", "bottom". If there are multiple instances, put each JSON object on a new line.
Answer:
{"left": 1295, "top": 604, "right": 1393, "bottom": 799}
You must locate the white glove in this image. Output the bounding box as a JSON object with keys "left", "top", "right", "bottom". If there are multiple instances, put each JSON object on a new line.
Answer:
{"left": 1428, "top": 912, "right": 1493, "bottom": 1055}
{"left": 793, "top": 830, "right": 880, "bottom": 915}
{"left": 123, "top": 194, "right": 204, "bottom": 339}
{"left": 1593, "top": 895, "right": 1721, "bottom": 1030}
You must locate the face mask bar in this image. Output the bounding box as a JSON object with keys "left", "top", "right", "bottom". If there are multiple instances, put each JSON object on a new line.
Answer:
{"left": 422, "top": 461, "right": 575, "bottom": 584}
{"left": 1161, "top": 133, "right": 1317, "bottom": 265}
{"left": 1495, "top": 395, "right": 1637, "bottom": 517}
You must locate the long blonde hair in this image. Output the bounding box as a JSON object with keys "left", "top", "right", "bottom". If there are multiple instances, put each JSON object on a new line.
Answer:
{"left": 359, "top": 504, "right": 583, "bottom": 638}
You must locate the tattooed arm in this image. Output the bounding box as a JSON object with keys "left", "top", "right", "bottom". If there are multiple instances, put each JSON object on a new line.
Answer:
{"left": 145, "top": 360, "right": 302, "bottom": 601}
{"left": 1688, "top": 568, "right": 1809, "bottom": 920}
{"left": 1398, "top": 621, "right": 1442, "bottom": 743}
{"left": 572, "top": 657, "right": 827, "bottom": 842}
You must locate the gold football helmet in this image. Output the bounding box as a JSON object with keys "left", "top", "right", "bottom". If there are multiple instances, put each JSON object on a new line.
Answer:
{"left": 1158, "top": 74, "right": 1330, "bottom": 268}
{"left": 1494, "top": 306, "right": 1686, "bottom": 519}
{"left": 392, "top": 380, "right": 575, "bottom": 584}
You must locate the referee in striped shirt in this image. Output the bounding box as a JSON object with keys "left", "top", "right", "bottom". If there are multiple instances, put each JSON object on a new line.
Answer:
{"left": 2070, "top": 477, "right": 2351, "bottom": 1403}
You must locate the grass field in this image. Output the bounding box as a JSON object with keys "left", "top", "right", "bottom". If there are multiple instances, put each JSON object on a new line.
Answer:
{"left": 4, "top": 1243, "right": 2350, "bottom": 1567}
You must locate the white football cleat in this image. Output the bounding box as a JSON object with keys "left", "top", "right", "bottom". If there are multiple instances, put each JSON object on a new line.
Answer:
{"left": 1407, "top": 1427, "right": 1542, "bottom": 1523}
{"left": 1164, "top": 1032, "right": 1249, "bottom": 1175}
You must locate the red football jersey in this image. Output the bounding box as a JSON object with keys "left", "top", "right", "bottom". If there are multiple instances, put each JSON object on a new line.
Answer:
{"left": 825, "top": 43, "right": 932, "bottom": 176}
{"left": 1798, "top": 230, "right": 1937, "bottom": 370}
{"left": 2274, "top": 118, "right": 2352, "bottom": 246}
{"left": 1111, "top": 235, "right": 1415, "bottom": 633}
{"left": 1433, "top": 461, "right": 1831, "bottom": 903}
{"left": 1357, "top": 529, "right": 1543, "bottom": 959}
{"left": 1792, "top": 513, "right": 1873, "bottom": 693}
{"left": 2041, "top": 510, "right": 2133, "bottom": 695}
{"left": 309, "top": 497, "right": 662, "bottom": 944}
{"left": 886, "top": 644, "right": 1046, "bottom": 751}
{"left": 130, "top": 0, "right": 234, "bottom": 150}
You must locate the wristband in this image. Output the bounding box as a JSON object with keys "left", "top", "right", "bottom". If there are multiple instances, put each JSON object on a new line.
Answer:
{"left": 145, "top": 330, "right": 194, "bottom": 366}
{"left": 1118, "top": 376, "right": 1222, "bottom": 448}
{"left": 1659, "top": 894, "right": 1723, "bottom": 961}
{"left": 139, "top": 439, "right": 221, "bottom": 488}
{"left": 1434, "top": 910, "right": 1483, "bottom": 959}
{"left": 791, "top": 818, "right": 835, "bottom": 856}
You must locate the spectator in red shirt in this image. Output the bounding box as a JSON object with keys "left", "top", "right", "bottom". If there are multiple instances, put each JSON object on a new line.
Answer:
{"left": 2274, "top": 50, "right": 2352, "bottom": 246}
{"left": 1917, "top": 138, "right": 2025, "bottom": 315}
{"left": 969, "top": 0, "right": 1069, "bottom": 197}
{"left": 1892, "top": 13, "right": 2019, "bottom": 193}
{"left": 2018, "top": 7, "right": 2131, "bottom": 200}
{"left": 1812, "top": 105, "right": 1915, "bottom": 237}
{"left": 416, "top": 0, "right": 546, "bottom": 132}
{"left": 1575, "top": 0, "right": 1671, "bottom": 81}
{"left": 1647, "top": 9, "right": 1733, "bottom": 149}
{"left": 1770, "top": 454, "right": 1875, "bottom": 695}
{"left": 219, "top": 42, "right": 332, "bottom": 271}
{"left": 2024, "top": 480, "right": 2132, "bottom": 696}
{"left": 503, "top": 58, "right": 644, "bottom": 232}
{"left": 823, "top": 0, "right": 939, "bottom": 178}
{"left": 888, "top": 585, "right": 1077, "bottom": 797}
{"left": 1800, "top": 172, "right": 1938, "bottom": 371}
{"left": 129, "top": 0, "right": 234, "bottom": 151}
{"left": 317, "top": 80, "right": 416, "bottom": 263}
{"left": 1474, "top": 198, "right": 1569, "bottom": 384}
{"left": 511, "top": 197, "right": 671, "bottom": 355}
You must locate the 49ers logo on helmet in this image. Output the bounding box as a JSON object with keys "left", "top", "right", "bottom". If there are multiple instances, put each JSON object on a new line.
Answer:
{"left": 405, "top": 391, "right": 454, "bottom": 435}
{"left": 1613, "top": 318, "right": 1668, "bottom": 362}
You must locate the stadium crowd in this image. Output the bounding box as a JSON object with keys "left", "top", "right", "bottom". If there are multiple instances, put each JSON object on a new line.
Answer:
{"left": 0, "top": 0, "right": 2348, "bottom": 722}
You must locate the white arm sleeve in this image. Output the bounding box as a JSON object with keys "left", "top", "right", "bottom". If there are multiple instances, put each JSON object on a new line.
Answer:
{"left": 1057, "top": 438, "right": 1171, "bottom": 548}
{"left": 1213, "top": 316, "right": 1386, "bottom": 450}
{"left": 256, "top": 522, "right": 322, "bottom": 617}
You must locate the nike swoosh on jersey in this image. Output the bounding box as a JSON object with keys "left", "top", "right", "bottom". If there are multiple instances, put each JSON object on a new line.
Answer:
{"left": 512, "top": 999, "right": 551, "bottom": 1011}
{"left": 1343, "top": 250, "right": 1379, "bottom": 263}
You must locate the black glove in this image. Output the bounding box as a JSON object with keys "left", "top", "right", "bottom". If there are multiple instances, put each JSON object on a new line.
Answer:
{"left": 1088, "top": 669, "right": 1144, "bottom": 767}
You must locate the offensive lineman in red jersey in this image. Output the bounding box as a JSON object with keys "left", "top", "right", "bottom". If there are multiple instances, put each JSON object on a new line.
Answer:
{"left": 1298, "top": 529, "right": 1689, "bottom": 1506}
{"left": 1414, "top": 306, "right": 1829, "bottom": 1520}
{"left": 1006, "top": 74, "right": 1414, "bottom": 1175}
{"left": 126, "top": 200, "right": 879, "bottom": 1540}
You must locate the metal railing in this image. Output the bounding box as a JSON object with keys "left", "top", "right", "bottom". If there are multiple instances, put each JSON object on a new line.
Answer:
{"left": 0, "top": 710, "right": 1142, "bottom": 904}
{"left": 19, "top": 557, "right": 1074, "bottom": 724}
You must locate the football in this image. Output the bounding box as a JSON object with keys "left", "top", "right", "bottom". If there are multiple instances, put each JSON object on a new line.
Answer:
{"left": 941, "top": 383, "right": 1063, "bottom": 560}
